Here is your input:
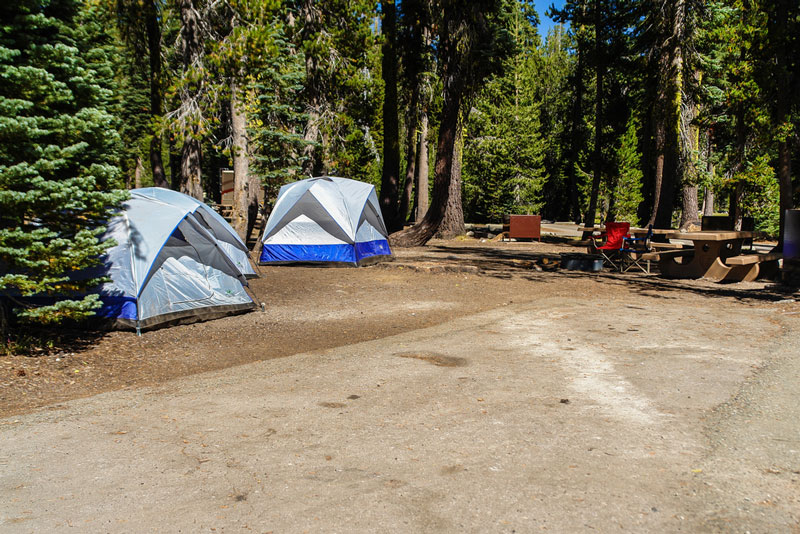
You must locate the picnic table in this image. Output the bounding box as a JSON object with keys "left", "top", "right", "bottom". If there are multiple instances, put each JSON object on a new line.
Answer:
{"left": 656, "top": 230, "right": 777, "bottom": 282}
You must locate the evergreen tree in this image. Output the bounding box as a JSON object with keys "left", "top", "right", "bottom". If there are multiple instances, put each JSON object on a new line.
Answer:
{"left": 249, "top": 25, "right": 309, "bottom": 212}
{"left": 288, "top": 1, "right": 382, "bottom": 181}
{"left": 537, "top": 25, "right": 575, "bottom": 221}
{"left": 608, "top": 113, "right": 644, "bottom": 224}
{"left": 116, "top": 0, "right": 171, "bottom": 189}
{"left": 463, "top": 0, "right": 546, "bottom": 223}
{"left": 0, "top": 0, "right": 126, "bottom": 334}
{"left": 755, "top": 0, "right": 800, "bottom": 245}
{"left": 697, "top": 0, "right": 773, "bottom": 230}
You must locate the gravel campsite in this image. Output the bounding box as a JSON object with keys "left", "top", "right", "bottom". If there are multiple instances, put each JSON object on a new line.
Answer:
{"left": 2, "top": 237, "right": 799, "bottom": 532}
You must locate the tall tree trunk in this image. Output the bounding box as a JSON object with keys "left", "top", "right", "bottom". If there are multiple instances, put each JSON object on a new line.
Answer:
{"left": 702, "top": 188, "right": 714, "bottom": 216}
{"left": 566, "top": 4, "right": 586, "bottom": 223}
{"left": 415, "top": 109, "right": 429, "bottom": 222}
{"left": 145, "top": 0, "right": 167, "bottom": 188}
{"left": 169, "top": 134, "right": 181, "bottom": 190}
{"left": 149, "top": 137, "right": 167, "bottom": 188}
{"left": 648, "top": 124, "right": 666, "bottom": 227}
{"left": 178, "top": 0, "right": 204, "bottom": 200}
{"left": 389, "top": 78, "right": 463, "bottom": 247}
{"left": 230, "top": 85, "right": 251, "bottom": 240}
{"left": 299, "top": 1, "right": 321, "bottom": 176}
{"left": 302, "top": 107, "right": 320, "bottom": 176}
{"left": 398, "top": 114, "right": 417, "bottom": 227}
{"left": 777, "top": 135, "right": 792, "bottom": 250}
{"left": 729, "top": 182, "right": 743, "bottom": 229}
{"left": 584, "top": 0, "right": 603, "bottom": 227}
{"left": 245, "top": 170, "right": 261, "bottom": 246}
{"left": 772, "top": 0, "right": 794, "bottom": 250}
{"left": 398, "top": 78, "right": 420, "bottom": 226}
{"left": 134, "top": 155, "right": 144, "bottom": 189}
{"left": 606, "top": 176, "right": 618, "bottom": 222}
{"left": 649, "top": 1, "right": 682, "bottom": 229}
{"left": 0, "top": 300, "right": 7, "bottom": 343}
{"left": 702, "top": 132, "right": 714, "bottom": 216}
{"left": 180, "top": 134, "right": 203, "bottom": 200}
{"left": 436, "top": 119, "right": 465, "bottom": 238}
{"left": 679, "top": 186, "right": 699, "bottom": 229}
{"left": 380, "top": 0, "right": 401, "bottom": 232}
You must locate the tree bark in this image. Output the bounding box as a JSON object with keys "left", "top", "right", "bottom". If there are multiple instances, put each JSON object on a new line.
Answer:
{"left": 414, "top": 110, "right": 429, "bottom": 222}
{"left": 0, "top": 300, "right": 8, "bottom": 343}
{"left": 729, "top": 182, "right": 743, "bottom": 229}
{"left": 230, "top": 85, "right": 251, "bottom": 240}
{"left": 679, "top": 185, "right": 699, "bottom": 229}
{"left": 777, "top": 136, "right": 792, "bottom": 249}
{"left": 702, "top": 132, "right": 714, "bottom": 216}
{"left": 180, "top": 134, "right": 203, "bottom": 200}
{"left": 298, "top": 0, "right": 324, "bottom": 177}
{"left": 702, "top": 188, "right": 714, "bottom": 216}
{"left": 178, "top": 0, "right": 204, "bottom": 200}
{"left": 398, "top": 112, "right": 417, "bottom": 228}
{"left": 145, "top": 0, "right": 168, "bottom": 188}
{"left": 302, "top": 107, "right": 320, "bottom": 176}
{"left": 772, "top": 0, "right": 794, "bottom": 249}
{"left": 648, "top": 129, "right": 666, "bottom": 228}
{"left": 436, "top": 119, "right": 465, "bottom": 238}
{"left": 134, "top": 155, "right": 144, "bottom": 189}
{"left": 584, "top": 0, "right": 603, "bottom": 227}
{"left": 379, "top": 0, "right": 401, "bottom": 232}
{"left": 566, "top": 3, "right": 586, "bottom": 223}
{"left": 150, "top": 137, "right": 168, "bottom": 188}
{"left": 648, "top": 1, "right": 682, "bottom": 229}
{"left": 169, "top": 134, "right": 181, "bottom": 190}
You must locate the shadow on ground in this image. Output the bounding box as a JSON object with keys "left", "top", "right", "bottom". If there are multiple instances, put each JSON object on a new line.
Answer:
{"left": 387, "top": 238, "right": 799, "bottom": 305}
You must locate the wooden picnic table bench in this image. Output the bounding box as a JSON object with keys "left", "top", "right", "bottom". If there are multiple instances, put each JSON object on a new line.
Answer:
{"left": 639, "top": 248, "right": 694, "bottom": 262}
{"left": 724, "top": 252, "right": 783, "bottom": 265}
{"left": 649, "top": 241, "right": 689, "bottom": 250}
{"left": 722, "top": 252, "right": 782, "bottom": 281}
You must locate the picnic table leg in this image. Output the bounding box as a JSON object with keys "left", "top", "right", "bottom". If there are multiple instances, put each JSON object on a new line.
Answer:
{"left": 658, "top": 240, "right": 732, "bottom": 280}
{"left": 702, "top": 257, "right": 733, "bottom": 281}
{"left": 728, "top": 264, "right": 760, "bottom": 282}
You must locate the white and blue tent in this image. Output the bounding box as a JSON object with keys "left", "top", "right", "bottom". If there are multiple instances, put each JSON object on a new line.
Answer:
{"left": 258, "top": 176, "right": 392, "bottom": 265}
{"left": 94, "top": 188, "right": 256, "bottom": 331}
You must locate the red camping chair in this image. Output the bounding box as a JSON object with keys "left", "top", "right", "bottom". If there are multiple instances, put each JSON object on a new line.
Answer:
{"left": 590, "top": 222, "right": 630, "bottom": 270}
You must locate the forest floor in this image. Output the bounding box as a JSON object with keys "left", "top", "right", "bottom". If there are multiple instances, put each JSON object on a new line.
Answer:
{"left": 2, "top": 236, "right": 800, "bottom": 532}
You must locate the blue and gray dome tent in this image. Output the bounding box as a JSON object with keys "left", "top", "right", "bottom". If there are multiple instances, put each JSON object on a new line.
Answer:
{"left": 258, "top": 176, "right": 392, "bottom": 266}
{"left": 96, "top": 188, "right": 256, "bottom": 331}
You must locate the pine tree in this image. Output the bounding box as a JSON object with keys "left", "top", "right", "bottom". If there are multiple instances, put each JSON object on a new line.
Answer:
{"left": 0, "top": 0, "right": 126, "bottom": 334}
{"left": 249, "top": 27, "right": 309, "bottom": 212}
{"left": 609, "top": 113, "right": 644, "bottom": 224}
{"left": 463, "top": 0, "right": 547, "bottom": 223}
{"left": 289, "top": 1, "right": 382, "bottom": 180}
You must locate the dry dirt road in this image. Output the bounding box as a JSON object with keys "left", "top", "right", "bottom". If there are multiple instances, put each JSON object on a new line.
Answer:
{"left": 2, "top": 240, "right": 799, "bottom": 533}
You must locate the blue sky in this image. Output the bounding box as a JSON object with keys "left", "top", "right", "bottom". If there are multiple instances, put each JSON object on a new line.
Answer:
{"left": 535, "top": 0, "right": 566, "bottom": 36}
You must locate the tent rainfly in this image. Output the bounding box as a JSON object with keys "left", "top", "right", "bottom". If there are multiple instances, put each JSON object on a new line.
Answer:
{"left": 93, "top": 188, "right": 256, "bottom": 331}
{"left": 131, "top": 187, "right": 257, "bottom": 278}
{"left": 258, "top": 176, "right": 392, "bottom": 266}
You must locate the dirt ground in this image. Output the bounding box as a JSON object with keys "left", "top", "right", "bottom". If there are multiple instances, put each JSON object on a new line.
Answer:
{"left": 3, "top": 237, "right": 793, "bottom": 419}
{"left": 2, "top": 237, "right": 800, "bottom": 532}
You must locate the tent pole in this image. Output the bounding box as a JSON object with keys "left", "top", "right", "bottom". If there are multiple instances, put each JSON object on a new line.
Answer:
{"left": 136, "top": 321, "right": 141, "bottom": 337}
